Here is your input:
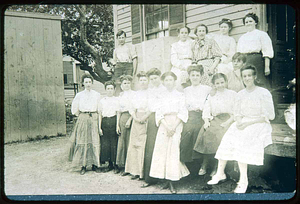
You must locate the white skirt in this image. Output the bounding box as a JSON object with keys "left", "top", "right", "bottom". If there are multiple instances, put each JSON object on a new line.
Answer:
{"left": 215, "top": 117, "right": 273, "bottom": 166}
{"left": 150, "top": 114, "right": 190, "bottom": 181}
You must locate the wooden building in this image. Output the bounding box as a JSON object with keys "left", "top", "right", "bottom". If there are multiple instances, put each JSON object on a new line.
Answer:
{"left": 113, "top": 4, "right": 296, "bottom": 158}
{"left": 4, "top": 11, "right": 66, "bottom": 143}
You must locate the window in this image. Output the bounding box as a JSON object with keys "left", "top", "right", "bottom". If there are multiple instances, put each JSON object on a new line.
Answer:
{"left": 130, "top": 5, "right": 185, "bottom": 44}
{"left": 63, "top": 74, "right": 68, "bottom": 85}
{"left": 144, "top": 5, "right": 169, "bottom": 40}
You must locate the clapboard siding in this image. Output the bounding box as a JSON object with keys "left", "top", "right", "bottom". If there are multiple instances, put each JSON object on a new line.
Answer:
{"left": 115, "top": 5, "right": 132, "bottom": 43}
{"left": 4, "top": 11, "right": 66, "bottom": 143}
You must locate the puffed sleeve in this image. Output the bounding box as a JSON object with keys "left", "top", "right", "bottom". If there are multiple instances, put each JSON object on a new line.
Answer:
{"left": 233, "top": 92, "right": 242, "bottom": 121}
{"left": 211, "top": 39, "right": 223, "bottom": 58}
{"left": 260, "top": 89, "right": 275, "bottom": 122}
{"left": 171, "top": 43, "right": 181, "bottom": 68}
{"left": 130, "top": 44, "right": 138, "bottom": 60}
{"left": 202, "top": 95, "right": 213, "bottom": 120}
{"left": 260, "top": 31, "right": 274, "bottom": 58}
{"left": 177, "top": 93, "right": 188, "bottom": 123}
{"left": 71, "top": 93, "right": 80, "bottom": 116}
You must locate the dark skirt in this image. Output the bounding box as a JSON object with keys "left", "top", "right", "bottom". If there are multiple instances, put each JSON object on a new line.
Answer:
{"left": 100, "top": 116, "right": 118, "bottom": 163}
{"left": 245, "top": 53, "right": 271, "bottom": 90}
{"left": 68, "top": 112, "right": 100, "bottom": 167}
{"left": 143, "top": 113, "right": 158, "bottom": 184}
{"left": 194, "top": 113, "right": 232, "bottom": 154}
{"left": 116, "top": 112, "right": 131, "bottom": 167}
{"left": 180, "top": 111, "right": 204, "bottom": 163}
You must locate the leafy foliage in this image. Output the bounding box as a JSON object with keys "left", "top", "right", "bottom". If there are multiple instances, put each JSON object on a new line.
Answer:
{"left": 7, "top": 4, "right": 114, "bottom": 82}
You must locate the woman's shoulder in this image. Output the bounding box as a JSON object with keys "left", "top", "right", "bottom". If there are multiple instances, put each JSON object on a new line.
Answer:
{"left": 255, "top": 86, "right": 272, "bottom": 96}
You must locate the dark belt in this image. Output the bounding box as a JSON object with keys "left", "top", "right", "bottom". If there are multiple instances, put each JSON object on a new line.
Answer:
{"left": 245, "top": 52, "right": 262, "bottom": 55}
{"left": 80, "top": 111, "right": 97, "bottom": 117}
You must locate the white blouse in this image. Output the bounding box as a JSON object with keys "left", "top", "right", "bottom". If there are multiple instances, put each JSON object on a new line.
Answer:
{"left": 171, "top": 38, "right": 194, "bottom": 69}
{"left": 99, "top": 96, "right": 120, "bottom": 118}
{"left": 147, "top": 84, "right": 167, "bottom": 113}
{"left": 237, "top": 29, "right": 274, "bottom": 58}
{"left": 184, "top": 84, "right": 212, "bottom": 111}
{"left": 71, "top": 89, "right": 101, "bottom": 116}
{"left": 209, "top": 33, "right": 236, "bottom": 63}
{"left": 234, "top": 87, "right": 275, "bottom": 122}
{"left": 156, "top": 89, "right": 188, "bottom": 126}
{"left": 202, "top": 89, "right": 237, "bottom": 120}
{"left": 129, "top": 89, "right": 148, "bottom": 115}
{"left": 118, "top": 90, "right": 135, "bottom": 113}
{"left": 113, "top": 43, "right": 137, "bottom": 63}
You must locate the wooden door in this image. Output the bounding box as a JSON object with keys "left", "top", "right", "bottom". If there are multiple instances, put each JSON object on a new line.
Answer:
{"left": 267, "top": 4, "right": 296, "bottom": 104}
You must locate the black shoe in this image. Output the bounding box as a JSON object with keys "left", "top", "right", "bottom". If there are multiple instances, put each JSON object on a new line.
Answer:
{"left": 114, "top": 168, "right": 120, "bottom": 174}
{"left": 121, "top": 172, "right": 129, "bottom": 176}
{"left": 92, "top": 164, "right": 97, "bottom": 171}
{"left": 161, "top": 182, "right": 169, "bottom": 190}
{"left": 80, "top": 166, "right": 86, "bottom": 175}
{"left": 141, "top": 183, "right": 152, "bottom": 188}
{"left": 131, "top": 175, "right": 139, "bottom": 180}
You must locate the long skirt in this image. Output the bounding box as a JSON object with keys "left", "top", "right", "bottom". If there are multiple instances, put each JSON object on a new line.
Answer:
{"left": 100, "top": 116, "right": 118, "bottom": 163}
{"left": 113, "top": 62, "right": 134, "bottom": 96}
{"left": 194, "top": 113, "right": 232, "bottom": 154}
{"left": 116, "top": 112, "right": 131, "bottom": 167}
{"left": 150, "top": 114, "right": 190, "bottom": 181}
{"left": 197, "top": 59, "right": 215, "bottom": 86}
{"left": 215, "top": 117, "right": 273, "bottom": 166}
{"left": 68, "top": 112, "right": 101, "bottom": 167}
{"left": 180, "top": 111, "right": 204, "bottom": 162}
{"left": 143, "top": 113, "right": 159, "bottom": 184}
{"left": 245, "top": 53, "right": 271, "bottom": 90}
{"left": 125, "top": 112, "right": 147, "bottom": 177}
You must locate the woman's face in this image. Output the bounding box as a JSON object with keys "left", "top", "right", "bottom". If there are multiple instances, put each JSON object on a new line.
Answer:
{"left": 241, "top": 69, "right": 256, "bottom": 87}
{"left": 139, "top": 76, "right": 149, "bottom": 89}
{"left": 106, "top": 85, "right": 115, "bottom": 97}
{"left": 117, "top": 33, "right": 126, "bottom": 45}
{"left": 244, "top": 17, "right": 257, "bottom": 31}
{"left": 178, "top": 27, "right": 189, "bottom": 42}
{"left": 121, "top": 80, "right": 131, "bottom": 91}
{"left": 83, "top": 78, "right": 93, "bottom": 90}
{"left": 214, "top": 77, "right": 226, "bottom": 92}
{"left": 189, "top": 71, "right": 201, "bottom": 86}
{"left": 163, "top": 75, "right": 176, "bottom": 90}
{"left": 219, "top": 23, "right": 230, "bottom": 35}
{"left": 149, "top": 75, "right": 161, "bottom": 87}
{"left": 196, "top": 26, "right": 207, "bottom": 39}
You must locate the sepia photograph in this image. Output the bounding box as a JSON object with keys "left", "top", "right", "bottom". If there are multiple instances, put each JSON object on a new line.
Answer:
{"left": 2, "top": 3, "right": 297, "bottom": 201}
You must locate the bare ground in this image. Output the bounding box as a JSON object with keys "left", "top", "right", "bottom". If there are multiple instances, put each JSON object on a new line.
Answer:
{"left": 4, "top": 124, "right": 293, "bottom": 197}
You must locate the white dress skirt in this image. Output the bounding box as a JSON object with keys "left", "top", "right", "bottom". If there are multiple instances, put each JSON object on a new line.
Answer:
{"left": 215, "top": 87, "right": 275, "bottom": 166}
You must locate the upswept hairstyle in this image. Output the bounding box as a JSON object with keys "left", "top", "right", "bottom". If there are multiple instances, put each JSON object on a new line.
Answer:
{"left": 136, "top": 71, "right": 147, "bottom": 79}
{"left": 194, "top": 24, "right": 208, "bottom": 35}
{"left": 243, "top": 13, "right": 259, "bottom": 25}
{"left": 104, "top": 80, "right": 116, "bottom": 89}
{"left": 211, "top": 73, "right": 228, "bottom": 84}
{"left": 81, "top": 73, "right": 94, "bottom": 83}
{"left": 177, "top": 26, "right": 191, "bottom": 34}
{"left": 120, "top": 75, "right": 133, "bottom": 83}
{"left": 187, "top": 64, "right": 204, "bottom": 76}
{"left": 116, "top": 30, "right": 126, "bottom": 38}
{"left": 219, "top": 18, "right": 233, "bottom": 30}
{"left": 240, "top": 64, "right": 257, "bottom": 77}
{"left": 146, "top": 68, "right": 162, "bottom": 77}
{"left": 232, "top": 52, "right": 247, "bottom": 63}
{"left": 161, "top": 71, "right": 177, "bottom": 81}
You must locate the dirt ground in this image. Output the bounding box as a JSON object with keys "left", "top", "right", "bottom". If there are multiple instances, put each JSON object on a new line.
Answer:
{"left": 4, "top": 124, "right": 295, "bottom": 199}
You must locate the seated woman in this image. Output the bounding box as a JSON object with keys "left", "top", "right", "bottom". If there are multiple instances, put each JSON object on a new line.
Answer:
{"left": 124, "top": 72, "right": 149, "bottom": 180}
{"left": 170, "top": 26, "right": 194, "bottom": 90}
{"left": 207, "top": 65, "right": 275, "bottom": 194}
{"left": 191, "top": 24, "right": 222, "bottom": 86}
{"left": 150, "top": 72, "right": 190, "bottom": 194}
{"left": 193, "top": 73, "right": 237, "bottom": 177}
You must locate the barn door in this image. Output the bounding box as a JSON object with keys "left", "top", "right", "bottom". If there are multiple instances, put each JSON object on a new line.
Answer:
{"left": 267, "top": 4, "right": 296, "bottom": 104}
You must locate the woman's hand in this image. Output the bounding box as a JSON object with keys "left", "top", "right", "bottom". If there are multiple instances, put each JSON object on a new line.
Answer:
{"left": 236, "top": 121, "right": 250, "bottom": 130}
{"left": 99, "top": 128, "right": 103, "bottom": 136}
{"left": 203, "top": 121, "right": 210, "bottom": 130}
{"left": 264, "top": 57, "right": 271, "bottom": 76}
{"left": 116, "top": 125, "right": 121, "bottom": 135}
{"left": 220, "top": 121, "right": 230, "bottom": 128}
{"left": 125, "top": 119, "right": 132, "bottom": 128}
{"left": 166, "top": 127, "right": 176, "bottom": 137}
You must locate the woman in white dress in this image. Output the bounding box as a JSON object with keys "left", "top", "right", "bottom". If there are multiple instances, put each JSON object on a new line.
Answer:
{"left": 207, "top": 65, "right": 275, "bottom": 193}
{"left": 124, "top": 72, "right": 149, "bottom": 180}
{"left": 150, "top": 72, "right": 190, "bottom": 194}
{"left": 209, "top": 18, "right": 236, "bottom": 75}
{"left": 170, "top": 26, "right": 194, "bottom": 90}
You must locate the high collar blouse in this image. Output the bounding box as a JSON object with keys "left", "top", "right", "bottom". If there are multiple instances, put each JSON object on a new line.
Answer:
{"left": 118, "top": 90, "right": 135, "bottom": 113}
{"left": 171, "top": 38, "right": 194, "bottom": 68}
{"left": 71, "top": 89, "right": 101, "bottom": 116}
{"left": 202, "top": 89, "right": 237, "bottom": 120}
{"left": 237, "top": 29, "right": 274, "bottom": 58}
{"left": 191, "top": 37, "right": 222, "bottom": 62}
{"left": 129, "top": 89, "right": 149, "bottom": 115}
{"left": 184, "top": 84, "right": 212, "bottom": 111}
{"left": 99, "top": 96, "right": 120, "bottom": 118}
{"left": 147, "top": 84, "right": 167, "bottom": 113}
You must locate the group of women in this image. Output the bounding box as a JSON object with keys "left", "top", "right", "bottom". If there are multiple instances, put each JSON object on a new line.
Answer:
{"left": 68, "top": 13, "right": 275, "bottom": 194}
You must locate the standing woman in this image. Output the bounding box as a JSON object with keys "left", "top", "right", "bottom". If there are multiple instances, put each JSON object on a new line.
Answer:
{"left": 150, "top": 72, "right": 190, "bottom": 194}
{"left": 180, "top": 65, "right": 211, "bottom": 164}
{"left": 191, "top": 24, "right": 222, "bottom": 86}
{"left": 207, "top": 65, "right": 275, "bottom": 193}
{"left": 116, "top": 75, "right": 135, "bottom": 175}
{"left": 68, "top": 74, "right": 102, "bottom": 175}
{"left": 237, "top": 13, "right": 274, "bottom": 90}
{"left": 210, "top": 18, "right": 237, "bottom": 75}
{"left": 170, "top": 26, "right": 194, "bottom": 90}
{"left": 124, "top": 72, "right": 149, "bottom": 180}
{"left": 142, "top": 68, "right": 166, "bottom": 188}
{"left": 194, "top": 73, "right": 237, "bottom": 177}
